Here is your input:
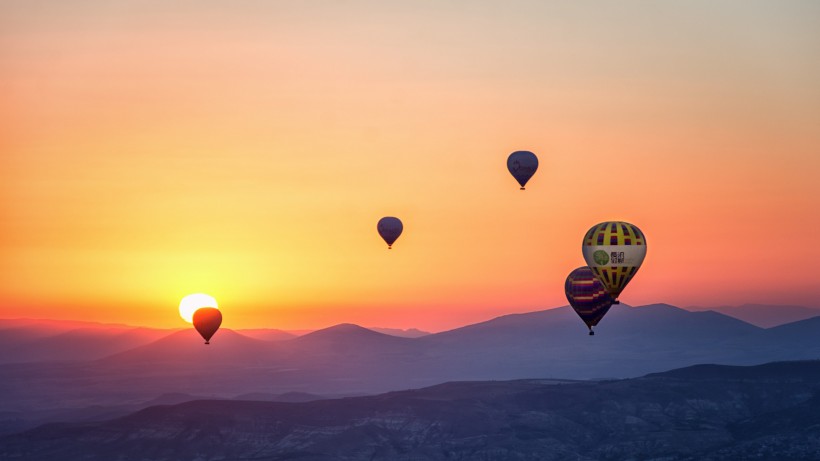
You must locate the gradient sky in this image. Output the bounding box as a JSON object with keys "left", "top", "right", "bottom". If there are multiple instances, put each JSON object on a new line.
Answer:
{"left": 2, "top": 1, "right": 819, "bottom": 331}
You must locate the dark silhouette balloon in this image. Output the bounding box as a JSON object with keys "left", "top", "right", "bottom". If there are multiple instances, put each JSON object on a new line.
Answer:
{"left": 565, "top": 266, "right": 615, "bottom": 335}
{"left": 506, "top": 151, "right": 538, "bottom": 190}
{"left": 377, "top": 216, "right": 403, "bottom": 249}
{"left": 192, "top": 307, "right": 222, "bottom": 345}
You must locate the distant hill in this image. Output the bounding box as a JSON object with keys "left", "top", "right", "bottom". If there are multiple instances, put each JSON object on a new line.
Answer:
{"left": 0, "top": 319, "right": 177, "bottom": 364}
{"left": 424, "top": 303, "right": 761, "bottom": 346}
{"left": 647, "top": 359, "right": 820, "bottom": 381}
{"left": 233, "top": 328, "right": 297, "bottom": 341}
{"left": 369, "top": 327, "right": 430, "bottom": 338}
{"left": 685, "top": 304, "right": 820, "bottom": 328}
{"left": 232, "top": 391, "right": 328, "bottom": 402}
{"left": 3, "top": 361, "right": 820, "bottom": 460}
{"left": 417, "top": 303, "right": 766, "bottom": 379}
{"left": 97, "top": 329, "right": 278, "bottom": 366}
{"left": 0, "top": 318, "right": 144, "bottom": 331}
{"left": 293, "top": 323, "right": 416, "bottom": 351}
{"left": 3, "top": 303, "right": 820, "bottom": 439}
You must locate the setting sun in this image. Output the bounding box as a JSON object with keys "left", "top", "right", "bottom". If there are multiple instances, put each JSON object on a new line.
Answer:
{"left": 178, "top": 293, "right": 218, "bottom": 323}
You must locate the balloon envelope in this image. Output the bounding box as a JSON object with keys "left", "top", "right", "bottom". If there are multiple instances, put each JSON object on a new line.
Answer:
{"left": 565, "top": 266, "right": 614, "bottom": 333}
{"left": 581, "top": 221, "right": 647, "bottom": 300}
{"left": 506, "top": 151, "right": 538, "bottom": 189}
{"left": 192, "top": 307, "right": 222, "bottom": 344}
{"left": 377, "top": 217, "right": 403, "bottom": 248}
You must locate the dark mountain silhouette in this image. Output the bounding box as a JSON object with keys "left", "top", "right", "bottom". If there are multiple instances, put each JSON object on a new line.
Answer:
{"left": 0, "top": 387, "right": 330, "bottom": 437}
{"left": 763, "top": 315, "right": 820, "bottom": 338}
{"left": 98, "top": 328, "right": 278, "bottom": 366}
{"left": 416, "top": 304, "right": 766, "bottom": 379}
{"left": 3, "top": 361, "right": 820, "bottom": 460}
{"left": 754, "top": 316, "right": 820, "bottom": 359}
{"left": 81, "top": 330, "right": 295, "bottom": 413}
{"left": 0, "top": 320, "right": 79, "bottom": 347}
{"left": 0, "top": 320, "right": 176, "bottom": 364}
{"left": 293, "top": 323, "right": 415, "bottom": 352}
{"left": 685, "top": 303, "right": 820, "bottom": 328}
{"left": 0, "top": 390, "right": 211, "bottom": 437}
{"left": 424, "top": 303, "right": 760, "bottom": 346}
{"left": 280, "top": 323, "right": 427, "bottom": 392}
{"left": 231, "top": 391, "right": 328, "bottom": 402}
{"left": 646, "top": 360, "right": 820, "bottom": 381}
{"left": 369, "top": 327, "right": 430, "bottom": 338}
{"left": 233, "top": 328, "right": 297, "bottom": 341}
{"left": 0, "top": 319, "right": 302, "bottom": 363}
{"left": 0, "top": 330, "right": 282, "bottom": 430}
{"left": 3, "top": 303, "right": 820, "bottom": 438}
{"left": 0, "top": 318, "right": 140, "bottom": 331}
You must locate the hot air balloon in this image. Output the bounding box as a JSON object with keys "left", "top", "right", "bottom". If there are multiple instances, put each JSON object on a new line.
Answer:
{"left": 193, "top": 307, "right": 222, "bottom": 345}
{"left": 565, "top": 266, "right": 615, "bottom": 335}
{"left": 581, "top": 221, "right": 647, "bottom": 302}
{"left": 506, "top": 151, "right": 538, "bottom": 190}
{"left": 377, "top": 216, "right": 403, "bottom": 249}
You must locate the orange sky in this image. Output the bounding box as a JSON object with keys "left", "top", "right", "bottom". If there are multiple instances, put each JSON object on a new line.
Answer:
{"left": 2, "top": 1, "right": 820, "bottom": 331}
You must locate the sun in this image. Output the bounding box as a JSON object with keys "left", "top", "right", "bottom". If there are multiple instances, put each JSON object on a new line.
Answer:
{"left": 179, "top": 293, "right": 218, "bottom": 323}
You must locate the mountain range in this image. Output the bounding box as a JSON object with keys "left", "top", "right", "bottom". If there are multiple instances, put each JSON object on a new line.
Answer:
{"left": 2, "top": 303, "right": 820, "bottom": 437}
{"left": 685, "top": 303, "right": 820, "bottom": 328}
{"left": 0, "top": 320, "right": 431, "bottom": 364}
{"left": 3, "top": 360, "right": 820, "bottom": 460}
{"left": 2, "top": 303, "right": 813, "bottom": 365}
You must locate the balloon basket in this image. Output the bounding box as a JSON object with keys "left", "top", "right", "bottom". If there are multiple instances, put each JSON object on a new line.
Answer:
{"left": 520, "top": 187, "right": 525, "bottom": 190}
{"left": 589, "top": 331, "right": 594, "bottom": 336}
{"left": 204, "top": 341, "right": 210, "bottom": 345}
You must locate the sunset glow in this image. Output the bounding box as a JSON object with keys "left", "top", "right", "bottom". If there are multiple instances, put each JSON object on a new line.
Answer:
{"left": 178, "top": 294, "right": 218, "bottom": 323}
{"left": 2, "top": 1, "right": 819, "bottom": 331}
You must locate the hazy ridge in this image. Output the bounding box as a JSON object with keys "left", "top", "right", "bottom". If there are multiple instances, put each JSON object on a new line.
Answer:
{"left": 2, "top": 303, "right": 819, "bottom": 437}
{"left": 3, "top": 361, "right": 820, "bottom": 460}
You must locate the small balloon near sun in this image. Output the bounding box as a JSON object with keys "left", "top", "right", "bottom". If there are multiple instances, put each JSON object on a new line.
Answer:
{"left": 179, "top": 293, "right": 218, "bottom": 323}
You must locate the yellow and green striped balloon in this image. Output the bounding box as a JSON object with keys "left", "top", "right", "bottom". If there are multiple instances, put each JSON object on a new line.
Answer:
{"left": 581, "top": 221, "right": 647, "bottom": 301}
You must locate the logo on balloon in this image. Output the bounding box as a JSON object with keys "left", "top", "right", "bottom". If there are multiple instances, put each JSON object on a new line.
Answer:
{"left": 593, "top": 250, "right": 610, "bottom": 265}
